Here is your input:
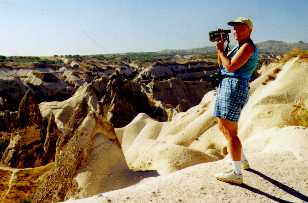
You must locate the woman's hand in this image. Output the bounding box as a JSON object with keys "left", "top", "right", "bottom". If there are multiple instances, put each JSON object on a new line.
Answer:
{"left": 215, "top": 28, "right": 225, "bottom": 53}
{"left": 215, "top": 39, "right": 225, "bottom": 53}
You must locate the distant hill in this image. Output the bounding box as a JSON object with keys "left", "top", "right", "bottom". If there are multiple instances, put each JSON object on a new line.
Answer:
{"left": 159, "top": 47, "right": 216, "bottom": 55}
{"left": 159, "top": 40, "right": 308, "bottom": 55}
{"left": 159, "top": 47, "right": 215, "bottom": 55}
{"left": 256, "top": 40, "right": 308, "bottom": 54}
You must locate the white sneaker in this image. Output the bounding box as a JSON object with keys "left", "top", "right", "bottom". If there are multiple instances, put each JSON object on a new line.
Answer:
{"left": 215, "top": 170, "right": 243, "bottom": 184}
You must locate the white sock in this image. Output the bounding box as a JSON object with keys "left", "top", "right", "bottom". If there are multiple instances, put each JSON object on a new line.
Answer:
{"left": 232, "top": 161, "right": 242, "bottom": 175}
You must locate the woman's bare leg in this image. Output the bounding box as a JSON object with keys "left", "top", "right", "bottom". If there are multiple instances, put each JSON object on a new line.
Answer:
{"left": 217, "top": 118, "right": 242, "bottom": 161}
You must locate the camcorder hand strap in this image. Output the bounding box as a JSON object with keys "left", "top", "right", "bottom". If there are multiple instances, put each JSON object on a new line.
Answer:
{"left": 224, "top": 34, "right": 230, "bottom": 55}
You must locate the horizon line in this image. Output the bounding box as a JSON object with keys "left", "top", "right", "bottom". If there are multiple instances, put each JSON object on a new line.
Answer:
{"left": 1, "top": 39, "right": 307, "bottom": 57}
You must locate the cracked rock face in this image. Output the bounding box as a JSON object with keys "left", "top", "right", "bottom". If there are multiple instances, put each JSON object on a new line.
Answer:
{"left": 22, "top": 71, "right": 73, "bottom": 102}
{"left": 0, "top": 76, "right": 27, "bottom": 111}
{"left": 1, "top": 90, "right": 62, "bottom": 168}
{"left": 30, "top": 77, "right": 173, "bottom": 202}
{"left": 99, "top": 76, "right": 169, "bottom": 128}
{"left": 32, "top": 112, "right": 119, "bottom": 203}
{"left": 137, "top": 61, "right": 215, "bottom": 80}
{"left": 146, "top": 78, "right": 214, "bottom": 112}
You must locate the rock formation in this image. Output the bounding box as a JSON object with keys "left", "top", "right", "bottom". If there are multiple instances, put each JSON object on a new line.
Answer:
{"left": 21, "top": 71, "right": 73, "bottom": 102}
{"left": 137, "top": 61, "right": 216, "bottom": 81}
{"left": 0, "top": 76, "right": 26, "bottom": 111}
{"left": 0, "top": 90, "right": 61, "bottom": 168}
{"left": 145, "top": 78, "right": 214, "bottom": 111}
{"left": 62, "top": 56, "right": 308, "bottom": 203}
{"left": 99, "top": 76, "right": 168, "bottom": 128}
{"left": 29, "top": 76, "right": 169, "bottom": 202}
{"left": 32, "top": 111, "right": 118, "bottom": 203}
{"left": 1, "top": 55, "right": 308, "bottom": 203}
{"left": 40, "top": 76, "right": 169, "bottom": 129}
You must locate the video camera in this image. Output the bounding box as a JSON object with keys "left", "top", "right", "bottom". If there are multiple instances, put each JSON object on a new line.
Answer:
{"left": 209, "top": 29, "right": 231, "bottom": 42}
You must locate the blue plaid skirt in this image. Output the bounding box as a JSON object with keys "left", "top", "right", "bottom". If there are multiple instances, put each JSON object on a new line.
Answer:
{"left": 213, "top": 77, "right": 249, "bottom": 121}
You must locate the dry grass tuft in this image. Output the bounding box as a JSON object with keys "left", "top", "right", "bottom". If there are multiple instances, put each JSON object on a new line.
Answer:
{"left": 272, "top": 67, "right": 281, "bottom": 74}
{"left": 288, "top": 97, "right": 308, "bottom": 127}
{"left": 262, "top": 74, "right": 277, "bottom": 85}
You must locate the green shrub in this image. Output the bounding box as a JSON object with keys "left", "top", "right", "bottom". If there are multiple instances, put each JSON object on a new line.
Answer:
{"left": 0, "top": 55, "right": 6, "bottom": 62}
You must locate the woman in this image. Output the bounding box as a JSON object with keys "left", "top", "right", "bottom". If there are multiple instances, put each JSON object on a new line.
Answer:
{"left": 213, "top": 17, "right": 259, "bottom": 184}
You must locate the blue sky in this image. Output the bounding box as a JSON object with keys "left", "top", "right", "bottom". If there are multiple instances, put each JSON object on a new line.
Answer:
{"left": 0, "top": 0, "right": 307, "bottom": 56}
